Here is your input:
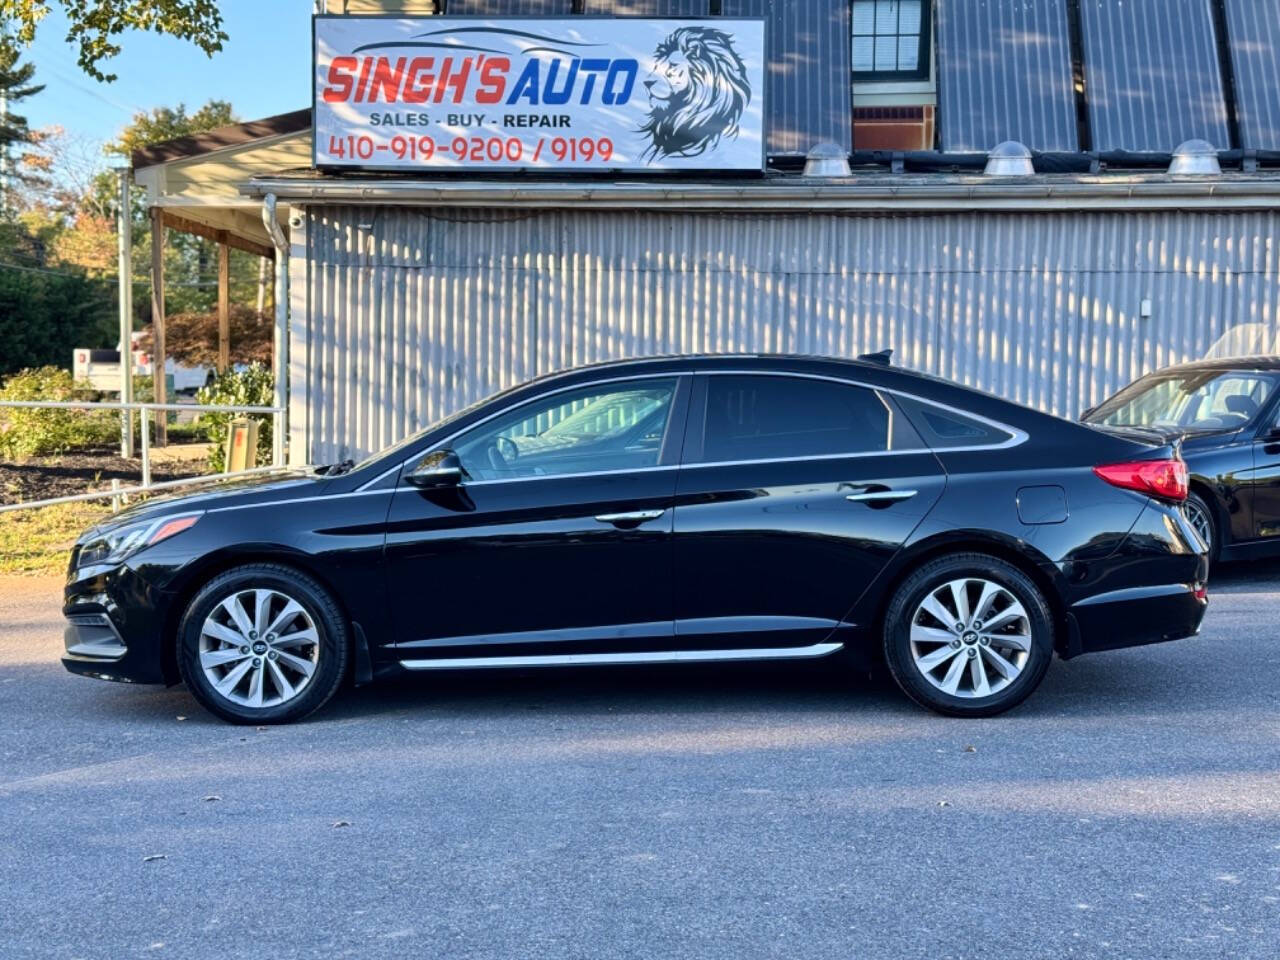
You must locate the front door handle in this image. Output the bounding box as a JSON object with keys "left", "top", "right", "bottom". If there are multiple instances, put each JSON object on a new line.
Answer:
{"left": 594, "top": 509, "right": 666, "bottom": 527}
{"left": 846, "top": 490, "right": 918, "bottom": 503}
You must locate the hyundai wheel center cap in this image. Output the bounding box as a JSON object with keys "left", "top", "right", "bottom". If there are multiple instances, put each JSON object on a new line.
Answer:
{"left": 252, "top": 640, "right": 268, "bottom": 655}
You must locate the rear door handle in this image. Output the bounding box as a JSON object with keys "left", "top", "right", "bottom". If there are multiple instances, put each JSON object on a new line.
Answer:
{"left": 594, "top": 509, "right": 666, "bottom": 526}
{"left": 846, "top": 490, "right": 918, "bottom": 503}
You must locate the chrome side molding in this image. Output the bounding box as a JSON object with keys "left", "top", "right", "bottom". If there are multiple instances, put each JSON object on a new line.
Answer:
{"left": 400, "top": 642, "right": 844, "bottom": 671}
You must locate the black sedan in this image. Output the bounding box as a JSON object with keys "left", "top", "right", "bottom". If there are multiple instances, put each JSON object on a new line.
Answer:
{"left": 63, "top": 354, "right": 1207, "bottom": 723}
{"left": 1083, "top": 357, "right": 1280, "bottom": 570}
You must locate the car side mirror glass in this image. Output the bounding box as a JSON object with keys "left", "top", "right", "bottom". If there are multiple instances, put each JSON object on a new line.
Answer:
{"left": 406, "top": 449, "right": 467, "bottom": 488}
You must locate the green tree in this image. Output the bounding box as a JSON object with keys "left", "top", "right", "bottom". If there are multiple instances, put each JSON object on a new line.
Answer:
{"left": 106, "top": 100, "right": 234, "bottom": 159}
{"left": 0, "top": 230, "right": 116, "bottom": 375}
{"left": 0, "top": 0, "right": 227, "bottom": 82}
{"left": 0, "top": 44, "right": 44, "bottom": 211}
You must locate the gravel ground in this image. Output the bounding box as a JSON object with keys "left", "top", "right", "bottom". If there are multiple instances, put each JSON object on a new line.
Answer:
{"left": 1, "top": 565, "right": 1278, "bottom": 960}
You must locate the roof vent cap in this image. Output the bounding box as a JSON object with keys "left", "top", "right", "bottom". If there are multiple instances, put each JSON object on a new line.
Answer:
{"left": 803, "top": 141, "right": 851, "bottom": 178}
{"left": 1169, "top": 139, "right": 1221, "bottom": 175}
{"left": 984, "top": 141, "right": 1034, "bottom": 176}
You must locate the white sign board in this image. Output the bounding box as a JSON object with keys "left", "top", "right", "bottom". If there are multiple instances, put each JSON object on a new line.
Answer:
{"left": 313, "top": 16, "right": 765, "bottom": 172}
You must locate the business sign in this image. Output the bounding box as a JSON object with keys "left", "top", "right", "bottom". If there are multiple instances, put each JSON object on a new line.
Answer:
{"left": 313, "top": 16, "right": 765, "bottom": 172}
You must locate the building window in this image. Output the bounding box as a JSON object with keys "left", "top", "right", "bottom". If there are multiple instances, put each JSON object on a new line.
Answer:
{"left": 852, "top": 0, "right": 931, "bottom": 81}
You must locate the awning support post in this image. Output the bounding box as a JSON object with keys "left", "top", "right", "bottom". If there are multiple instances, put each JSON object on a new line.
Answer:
{"left": 149, "top": 206, "right": 167, "bottom": 446}
{"left": 262, "top": 193, "right": 289, "bottom": 468}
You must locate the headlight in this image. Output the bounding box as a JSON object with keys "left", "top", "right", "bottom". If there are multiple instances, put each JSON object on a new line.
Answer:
{"left": 77, "top": 512, "right": 203, "bottom": 568}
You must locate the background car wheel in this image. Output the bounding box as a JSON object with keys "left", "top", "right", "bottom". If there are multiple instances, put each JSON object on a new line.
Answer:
{"left": 177, "top": 564, "right": 349, "bottom": 724}
{"left": 1182, "top": 491, "right": 1219, "bottom": 571}
{"left": 882, "top": 553, "right": 1054, "bottom": 718}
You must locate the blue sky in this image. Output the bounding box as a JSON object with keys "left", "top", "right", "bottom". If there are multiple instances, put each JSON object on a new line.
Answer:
{"left": 23, "top": 1, "right": 313, "bottom": 147}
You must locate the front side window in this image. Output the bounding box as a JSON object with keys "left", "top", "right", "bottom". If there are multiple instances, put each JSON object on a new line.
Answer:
{"left": 697, "top": 375, "right": 893, "bottom": 463}
{"left": 852, "top": 0, "right": 931, "bottom": 80}
{"left": 1087, "top": 372, "right": 1276, "bottom": 432}
{"left": 453, "top": 378, "right": 678, "bottom": 481}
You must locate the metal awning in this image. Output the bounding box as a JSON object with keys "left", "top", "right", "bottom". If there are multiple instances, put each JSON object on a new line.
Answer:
{"left": 241, "top": 171, "right": 1280, "bottom": 212}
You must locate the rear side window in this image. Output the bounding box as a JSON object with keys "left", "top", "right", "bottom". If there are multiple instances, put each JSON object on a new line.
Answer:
{"left": 696, "top": 375, "right": 896, "bottom": 462}
{"left": 894, "top": 394, "right": 1015, "bottom": 449}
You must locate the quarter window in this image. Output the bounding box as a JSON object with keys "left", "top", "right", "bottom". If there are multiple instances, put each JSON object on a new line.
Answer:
{"left": 852, "top": 0, "right": 931, "bottom": 80}
{"left": 453, "top": 379, "right": 679, "bottom": 482}
{"left": 893, "top": 394, "right": 1015, "bottom": 449}
{"left": 697, "top": 375, "right": 894, "bottom": 462}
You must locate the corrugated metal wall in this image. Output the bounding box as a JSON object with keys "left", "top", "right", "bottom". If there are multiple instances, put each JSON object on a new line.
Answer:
{"left": 298, "top": 204, "right": 1280, "bottom": 463}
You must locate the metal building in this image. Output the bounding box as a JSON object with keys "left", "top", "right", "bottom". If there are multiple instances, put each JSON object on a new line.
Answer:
{"left": 130, "top": 0, "right": 1280, "bottom": 465}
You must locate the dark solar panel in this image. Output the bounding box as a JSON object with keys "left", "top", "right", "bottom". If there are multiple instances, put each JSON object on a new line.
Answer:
{"left": 936, "top": 0, "right": 1079, "bottom": 152}
{"left": 445, "top": 0, "right": 574, "bottom": 12}
{"left": 723, "top": 0, "right": 852, "bottom": 155}
{"left": 1078, "top": 0, "right": 1231, "bottom": 152}
{"left": 1224, "top": 0, "right": 1280, "bottom": 150}
{"left": 583, "top": 0, "right": 709, "bottom": 13}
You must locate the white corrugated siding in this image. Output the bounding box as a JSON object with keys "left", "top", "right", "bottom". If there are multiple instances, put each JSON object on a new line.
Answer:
{"left": 298, "top": 205, "right": 1280, "bottom": 463}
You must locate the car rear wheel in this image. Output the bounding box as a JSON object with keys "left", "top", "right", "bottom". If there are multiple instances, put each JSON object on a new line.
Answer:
{"left": 1182, "top": 491, "right": 1218, "bottom": 571}
{"left": 177, "top": 564, "right": 349, "bottom": 724}
{"left": 882, "top": 553, "right": 1053, "bottom": 717}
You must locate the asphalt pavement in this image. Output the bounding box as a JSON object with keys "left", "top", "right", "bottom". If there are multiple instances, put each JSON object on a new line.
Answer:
{"left": 1, "top": 565, "right": 1279, "bottom": 960}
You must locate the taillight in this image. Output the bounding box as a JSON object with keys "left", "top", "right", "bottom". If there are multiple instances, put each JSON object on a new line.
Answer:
{"left": 1093, "top": 459, "right": 1188, "bottom": 502}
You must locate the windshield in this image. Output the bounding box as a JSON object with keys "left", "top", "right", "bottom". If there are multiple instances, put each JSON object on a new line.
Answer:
{"left": 1086, "top": 371, "right": 1275, "bottom": 431}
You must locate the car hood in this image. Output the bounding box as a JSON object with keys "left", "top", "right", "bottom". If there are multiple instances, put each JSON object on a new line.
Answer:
{"left": 78, "top": 470, "right": 322, "bottom": 541}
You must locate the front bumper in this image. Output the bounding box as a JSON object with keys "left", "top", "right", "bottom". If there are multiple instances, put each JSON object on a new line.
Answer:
{"left": 62, "top": 561, "right": 172, "bottom": 684}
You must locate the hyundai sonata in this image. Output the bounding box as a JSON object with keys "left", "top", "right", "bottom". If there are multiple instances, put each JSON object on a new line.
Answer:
{"left": 63, "top": 354, "right": 1207, "bottom": 723}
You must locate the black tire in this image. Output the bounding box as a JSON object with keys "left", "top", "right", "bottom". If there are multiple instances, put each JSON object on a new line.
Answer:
{"left": 882, "top": 553, "right": 1054, "bottom": 718}
{"left": 177, "top": 563, "right": 349, "bottom": 724}
{"left": 1182, "top": 491, "right": 1219, "bottom": 573}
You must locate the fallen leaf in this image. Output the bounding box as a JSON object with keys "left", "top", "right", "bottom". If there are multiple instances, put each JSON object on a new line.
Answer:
{"left": 963, "top": 745, "right": 977, "bottom": 753}
{"left": 142, "top": 854, "right": 167, "bottom": 863}
{"left": 202, "top": 795, "right": 221, "bottom": 803}
{"left": 937, "top": 800, "right": 952, "bottom": 808}
{"left": 176, "top": 716, "right": 187, "bottom": 722}
{"left": 333, "top": 820, "right": 352, "bottom": 828}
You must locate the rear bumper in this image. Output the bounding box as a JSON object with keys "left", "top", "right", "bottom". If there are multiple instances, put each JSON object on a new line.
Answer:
{"left": 1059, "top": 499, "right": 1209, "bottom": 658}
{"left": 1064, "top": 581, "right": 1207, "bottom": 657}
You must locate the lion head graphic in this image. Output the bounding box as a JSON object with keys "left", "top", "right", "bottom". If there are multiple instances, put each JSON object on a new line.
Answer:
{"left": 638, "top": 27, "right": 751, "bottom": 161}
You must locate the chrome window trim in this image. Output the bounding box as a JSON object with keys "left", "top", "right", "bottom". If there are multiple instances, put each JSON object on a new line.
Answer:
{"left": 359, "top": 364, "right": 1029, "bottom": 492}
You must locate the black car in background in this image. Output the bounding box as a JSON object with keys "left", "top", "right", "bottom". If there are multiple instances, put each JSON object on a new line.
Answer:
{"left": 62, "top": 355, "right": 1207, "bottom": 724}
{"left": 1083, "top": 357, "right": 1280, "bottom": 570}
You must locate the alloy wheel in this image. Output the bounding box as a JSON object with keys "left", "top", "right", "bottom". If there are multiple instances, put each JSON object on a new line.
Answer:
{"left": 198, "top": 588, "right": 320, "bottom": 709}
{"left": 908, "top": 577, "right": 1032, "bottom": 699}
{"left": 1182, "top": 499, "right": 1213, "bottom": 553}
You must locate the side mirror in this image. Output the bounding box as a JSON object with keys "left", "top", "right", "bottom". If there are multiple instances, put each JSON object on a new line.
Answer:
{"left": 405, "top": 449, "right": 467, "bottom": 488}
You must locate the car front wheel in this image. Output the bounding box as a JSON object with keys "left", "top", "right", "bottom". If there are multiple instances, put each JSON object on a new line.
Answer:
{"left": 882, "top": 553, "right": 1054, "bottom": 717}
{"left": 177, "top": 564, "right": 349, "bottom": 724}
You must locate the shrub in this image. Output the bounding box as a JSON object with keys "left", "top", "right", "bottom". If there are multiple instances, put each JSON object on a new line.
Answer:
{"left": 196, "top": 364, "right": 275, "bottom": 472}
{"left": 0, "top": 367, "right": 117, "bottom": 458}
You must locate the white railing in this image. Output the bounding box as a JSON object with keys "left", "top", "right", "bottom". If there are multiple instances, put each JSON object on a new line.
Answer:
{"left": 0, "top": 399, "right": 289, "bottom": 515}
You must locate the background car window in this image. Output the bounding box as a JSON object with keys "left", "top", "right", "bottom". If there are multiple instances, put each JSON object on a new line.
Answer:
{"left": 1090, "top": 372, "right": 1275, "bottom": 430}
{"left": 892, "top": 395, "right": 1014, "bottom": 449}
{"left": 698, "top": 375, "right": 891, "bottom": 462}
{"left": 454, "top": 379, "right": 678, "bottom": 481}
